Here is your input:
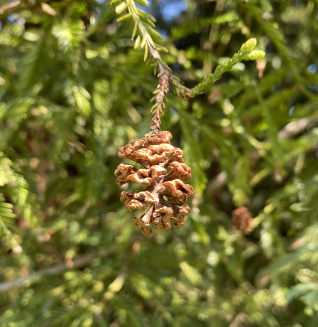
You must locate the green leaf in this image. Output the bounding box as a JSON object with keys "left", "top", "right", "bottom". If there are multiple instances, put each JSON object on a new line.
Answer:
{"left": 52, "top": 20, "right": 84, "bottom": 53}
{"left": 18, "top": 35, "right": 47, "bottom": 91}
{"left": 0, "top": 193, "right": 17, "bottom": 246}
{"left": 286, "top": 283, "right": 318, "bottom": 302}
{"left": 73, "top": 85, "right": 91, "bottom": 116}
{"left": 135, "top": 0, "right": 149, "bottom": 7}
{"left": 242, "top": 50, "right": 266, "bottom": 61}
{"left": 115, "top": 2, "right": 128, "bottom": 15}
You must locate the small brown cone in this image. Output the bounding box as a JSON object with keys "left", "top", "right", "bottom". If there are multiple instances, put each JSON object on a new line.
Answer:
{"left": 115, "top": 132, "right": 194, "bottom": 235}
{"left": 231, "top": 206, "right": 253, "bottom": 235}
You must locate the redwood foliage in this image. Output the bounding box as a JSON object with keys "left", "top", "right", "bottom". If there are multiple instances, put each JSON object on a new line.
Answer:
{"left": 1, "top": 1, "right": 318, "bottom": 326}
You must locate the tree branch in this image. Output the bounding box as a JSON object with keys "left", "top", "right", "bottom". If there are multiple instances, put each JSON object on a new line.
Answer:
{"left": 0, "top": 249, "right": 115, "bottom": 293}
{"left": 278, "top": 115, "right": 318, "bottom": 140}
{"left": 0, "top": 1, "right": 21, "bottom": 15}
{"left": 207, "top": 115, "right": 318, "bottom": 196}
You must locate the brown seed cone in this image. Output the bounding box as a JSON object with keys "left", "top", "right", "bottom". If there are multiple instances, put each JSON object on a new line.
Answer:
{"left": 231, "top": 206, "right": 254, "bottom": 235}
{"left": 115, "top": 131, "right": 194, "bottom": 235}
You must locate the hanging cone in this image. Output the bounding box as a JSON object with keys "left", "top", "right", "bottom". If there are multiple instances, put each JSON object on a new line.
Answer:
{"left": 115, "top": 131, "right": 194, "bottom": 235}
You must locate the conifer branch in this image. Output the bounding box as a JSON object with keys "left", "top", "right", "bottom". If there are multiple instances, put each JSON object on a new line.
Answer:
{"left": 0, "top": 249, "right": 115, "bottom": 294}
{"left": 111, "top": 0, "right": 192, "bottom": 111}
{"left": 111, "top": 2, "right": 264, "bottom": 129}
{"left": 207, "top": 114, "right": 318, "bottom": 196}
{"left": 191, "top": 39, "right": 265, "bottom": 96}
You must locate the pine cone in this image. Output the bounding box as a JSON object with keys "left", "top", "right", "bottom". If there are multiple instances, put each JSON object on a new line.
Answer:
{"left": 115, "top": 131, "right": 194, "bottom": 235}
{"left": 231, "top": 206, "right": 253, "bottom": 235}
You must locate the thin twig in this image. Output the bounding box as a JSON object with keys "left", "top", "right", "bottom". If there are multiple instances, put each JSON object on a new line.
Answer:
{"left": 0, "top": 1, "right": 21, "bottom": 15}
{"left": 278, "top": 115, "right": 318, "bottom": 140}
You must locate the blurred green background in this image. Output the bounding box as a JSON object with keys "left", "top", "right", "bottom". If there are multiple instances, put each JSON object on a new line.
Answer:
{"left": 1, "top": 0, "right": 318, "bottom": 326}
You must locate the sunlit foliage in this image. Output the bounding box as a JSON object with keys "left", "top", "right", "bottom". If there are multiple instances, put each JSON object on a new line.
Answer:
{"left": 0, "top": 0, "right": 318, "bottom": 326}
